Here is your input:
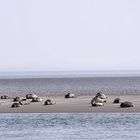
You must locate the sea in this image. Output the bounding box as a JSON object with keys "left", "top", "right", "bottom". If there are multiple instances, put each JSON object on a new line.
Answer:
{"left": 0, "top": 113, "right": 140, "bottom": 140}
{"left": 0, "top": 71, "right": 140, "bottom": 96}
{"left": 0, "top": 71, "right": 140, "bottom": 139}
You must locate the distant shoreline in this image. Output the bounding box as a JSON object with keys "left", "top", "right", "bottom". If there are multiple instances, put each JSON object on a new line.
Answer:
{"left": 0, "top": 70, "right": 140, "bottom": 79}
{"left": 0, "top": 75, "right": 140, "bottom": 80}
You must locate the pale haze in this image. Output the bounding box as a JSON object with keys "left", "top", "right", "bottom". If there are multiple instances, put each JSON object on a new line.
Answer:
{"left": 0, "top": 0, "right": 140, "bottom": 71}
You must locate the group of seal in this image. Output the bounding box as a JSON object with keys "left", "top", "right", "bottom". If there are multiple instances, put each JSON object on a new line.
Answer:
{"left": 0, "top": 92, "right": 134, "bottom": 108}
{"left": 0, "top": 94, "right": 55, "bottom": 108}
{"left": 0, "top": 92, "right": 77, "bottom": 108}
{"left": 90, "top": 92, "right": 133, "bottom": 108}
{"left": 113, "top": 98, "right": 133, "bottom": 108}
{"left": 91, "top": 92, "right": 107, "bottom": 106}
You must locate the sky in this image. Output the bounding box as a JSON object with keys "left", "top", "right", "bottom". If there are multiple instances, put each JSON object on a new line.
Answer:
{"left": 0, "top": 0, "right": 140, "bottom": 72}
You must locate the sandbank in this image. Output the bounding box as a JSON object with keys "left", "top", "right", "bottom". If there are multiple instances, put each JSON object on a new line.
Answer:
{"left": 0, "top": 95, "right": 140, "bottom": 113}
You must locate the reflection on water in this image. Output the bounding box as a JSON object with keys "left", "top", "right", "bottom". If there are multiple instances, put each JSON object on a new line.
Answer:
{"left": 0, "top": 113, "right": 139, "bottom": 140}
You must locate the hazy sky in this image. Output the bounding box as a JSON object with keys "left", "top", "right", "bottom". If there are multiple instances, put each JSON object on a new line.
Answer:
{"left": 0, "top": 0, "right": 140, "bottom": 71}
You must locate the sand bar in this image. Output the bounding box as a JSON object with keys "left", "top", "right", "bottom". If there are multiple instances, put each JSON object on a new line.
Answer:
{"left": 0, "top": 95, "right": 140, "bottom": 113}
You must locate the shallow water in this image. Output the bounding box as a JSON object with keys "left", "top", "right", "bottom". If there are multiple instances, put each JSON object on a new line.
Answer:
{"left": 0, "top": 113, "right": 139, "bottom": 140}
{"left": 0, "top": 77, "right": 140, "bottom": 96}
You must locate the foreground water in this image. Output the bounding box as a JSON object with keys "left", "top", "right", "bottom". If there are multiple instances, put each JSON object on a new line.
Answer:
{"left": 0, "top": 113, "right": 139, "bottom": 140}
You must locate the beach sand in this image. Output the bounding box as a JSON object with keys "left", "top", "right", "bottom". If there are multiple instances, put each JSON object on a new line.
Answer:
{"left": 0, "top": 95, "right": 140, "bottom": 113}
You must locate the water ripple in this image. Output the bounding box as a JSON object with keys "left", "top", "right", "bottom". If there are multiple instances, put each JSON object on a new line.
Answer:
{"left": 0, "top": 113, "right": 140, "bottom": 139}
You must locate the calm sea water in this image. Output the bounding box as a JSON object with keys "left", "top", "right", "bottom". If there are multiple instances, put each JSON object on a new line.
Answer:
{"left": 0, "top": 77, "right": 140, "bottom": 96}
{"left": 0, "top": 113, "right": 139, "bottom": 140}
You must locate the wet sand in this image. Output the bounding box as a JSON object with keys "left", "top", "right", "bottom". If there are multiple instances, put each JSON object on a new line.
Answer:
{"left": 0, "top": 95, "right": 140, "bottom": 113}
